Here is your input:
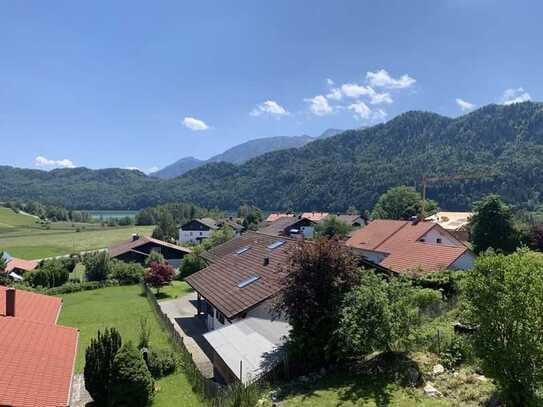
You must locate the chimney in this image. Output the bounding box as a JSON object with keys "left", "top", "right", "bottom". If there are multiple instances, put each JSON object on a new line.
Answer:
{"left": 263, "top": 257, "right": 270, "bottom": 266}
{"left": 132, "top": 233, "right": 140, "bottom": 241}
{"left": 6, "top": 288, "right": 15, "bottom": 317}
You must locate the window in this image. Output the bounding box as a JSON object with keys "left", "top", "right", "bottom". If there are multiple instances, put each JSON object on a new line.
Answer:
{"left": 436, "top": 238, "right": 442, "bottom": 244}
{"left": 419, "top": 238, "right": 425, "bottom": 242}
{"left": 238, "top": 275, "right": 260, "bottom": 288}
{"left": 216, "top": 311, "right": 225, "bottom": 324}
{"left": 235, "top": 246, "right": 251, "bottom": 255}
{"left": 206, "top": 303, "right": 214, "bottom": 317}
{"left": 267, "top": 240, "right": 286, "bottom": 250}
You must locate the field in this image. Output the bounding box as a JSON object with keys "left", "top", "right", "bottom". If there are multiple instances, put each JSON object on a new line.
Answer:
{"left": 58, "top": 285, "right": 201, "bottom": 406}
{"left": 0, "top": 207, "right": 153, "bottom": 259}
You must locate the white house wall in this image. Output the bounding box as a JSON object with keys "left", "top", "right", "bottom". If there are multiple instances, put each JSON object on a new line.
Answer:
{"left": 179, "top": 229, "right": 213, "bottom": 244}
{"left": 420, "top": 228, "right": 461, "bottom": 246}
{"left": 451, "top": 252, "right": 476, "bottom": 270}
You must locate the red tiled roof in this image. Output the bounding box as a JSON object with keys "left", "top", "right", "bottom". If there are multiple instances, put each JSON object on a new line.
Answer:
{"left": 0, "top": 285, "right": 62, "bottom": 324}
{"left": 265, "top": 213, "right": 294, "bottom": 223}
{"left": 186, "top": 232, "right": 296, "bottom": 319}
{"left": 0, "top": 317, "right": 78, "bottom": 407}
{"left": 109, "top": 235, "right": 191, "bottom": 258}
{"left": 5, "top": 258, "right": 38, "bottom": 273}
{"left": 301, "top": 212, "right": 329, "bottom": 222}
{"left": 345, "top": 220, "right": 470, "bottom": 274}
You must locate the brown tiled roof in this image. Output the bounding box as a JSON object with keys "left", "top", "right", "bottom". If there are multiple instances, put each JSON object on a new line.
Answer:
{"left": 301, "top": 212, "right": 329, "bottom": 222}
{"left": 345, "top": 220, "right": 470, "bottom": 274}
{"left": 4, "top": 258, "right": 38, "bottom": 273}
{"left": 258, "top": 217, "right": 314, "bottom": 237}
{"left": 265, "top": 213, "right": 294, "bottom": 223}
{"left": 0, "top": 286, "right": 78, "bottom": 407}
{"left": 185, "top": 232, "right": 296, "bottom": 319}
{"left": 0, "top": 285, "right": 62, "bottom": 324}
{"left": 0, "top": 317, "right": 78, "bottom": 407}
{"left": 109, "top": 235, "right": 191, "bottom": 258}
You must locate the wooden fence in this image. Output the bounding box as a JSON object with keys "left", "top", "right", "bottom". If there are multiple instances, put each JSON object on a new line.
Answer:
{"left": 142, "top": 284, "right": 220, "bottom": 400}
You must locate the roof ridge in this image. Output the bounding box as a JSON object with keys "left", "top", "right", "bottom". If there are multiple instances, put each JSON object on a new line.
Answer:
{"left": 373, "top": 221, "right": 410, "bottom": 250}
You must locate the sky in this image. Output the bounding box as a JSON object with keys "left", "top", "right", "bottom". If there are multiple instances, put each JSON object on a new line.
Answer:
{"left": 1, "top": 0, "right": 541, "bottom": 172}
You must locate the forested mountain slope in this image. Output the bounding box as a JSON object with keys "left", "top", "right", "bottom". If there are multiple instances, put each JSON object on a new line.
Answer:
{"left": 2, "top": 102, "right": 543, "bottom": 211}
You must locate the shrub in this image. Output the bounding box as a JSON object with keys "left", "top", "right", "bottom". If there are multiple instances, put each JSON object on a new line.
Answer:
{"left": 138, "top": 317, "right": 151, "bottom": 350}
{"left": 110, "top": 260, "right": 145, "bottom": 284}
{"left": 144, "top": 262, "right": 175, "bottom": 294}
{"left": 45, "top": 280, "right": 119, "bottom": 295}
{"left": 110, "top": 342, "right": 154, "bottom": 407}
{"left": 146, "top": 349, "right": 177, "bottom": 378}
{"left": 84, "top": 328, "right": 122, "bottom": 405}
{"left": 28, "top": 259, "right": 70, "bottom": 288}
{"left": 83, "top": 251, "right": 111, "bottom": 281}
{"left": 179, "top": 246, "right": 207, "bottom": 278}
{"left": 464, "top": 249, "right": 543, "bottom": 405}
{"left": 144, "top": 250, "right": 165, "bottom": 267}
{"left": 441, "top": 335, "right": 471, "bottom": 369}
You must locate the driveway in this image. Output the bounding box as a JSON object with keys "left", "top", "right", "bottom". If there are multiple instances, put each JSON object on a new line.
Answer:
{"left": 158, "top": 292, "right": 214, "bottom": 379}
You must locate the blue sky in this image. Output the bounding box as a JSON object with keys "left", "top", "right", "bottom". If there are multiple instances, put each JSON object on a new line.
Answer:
{"left": 1, "top": 0, "right": 541, "bottom": 172}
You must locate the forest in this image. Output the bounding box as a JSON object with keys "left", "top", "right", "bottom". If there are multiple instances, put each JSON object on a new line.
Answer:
{"left": 2, "top": 102, "right": 543, "bottom": 212}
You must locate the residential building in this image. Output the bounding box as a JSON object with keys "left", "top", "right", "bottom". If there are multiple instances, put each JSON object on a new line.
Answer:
{"left": 301, "top": 212, "right": 329, "bottom": 222}
{"left": 0, "top": 286, "right": 79, "bottom": 407}
{"left": 264, "top": 213, "right": 294, "bottom": 223}
{"left": 179, "top": 218, "right": 219, "bottom": 244}
{"left": 259, "top": 216, "right": 317, "bottom": 238}
{"left": 426, "top": 211, "right": 473, "bottom": 242}
{"left": 345, "top": 219, "right": 475, "bottom": 274}
{"left": 325, "top": 214, "right": 366, "bottom": 228}
{"left": 109, "top": 235, "right": 191, "bottom": 268}
{"left": 0, "top": 252, "right": 38, "bottom": 280}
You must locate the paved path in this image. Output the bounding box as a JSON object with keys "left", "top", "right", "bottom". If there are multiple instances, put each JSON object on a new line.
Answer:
{"left": 159, "top": 293, "right": 214, "bottom": 379}
{"left": 70, "top": 374, "right": 93, "bottom": 406}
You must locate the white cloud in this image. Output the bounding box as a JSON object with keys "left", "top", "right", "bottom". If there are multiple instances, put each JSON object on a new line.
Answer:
{"left": 147, "top": 166, "right": 159, "bottom": 174}
{"left": 124, "top": 166, "right": 140, "bottom": 171}
{"left": 366, "top": 69, "right": 416, "bottom": 89}
{"left": 250, "top": 100, "right": 289, "bottom": 117}
{"left": 183, "top": 116, "right": 209, "bottom": 131}
{"left": 339, "top": 83, "right": 392, "bottom": 105}
{"left": 326, "top": 78, "right": 335, "bottom": 86}
{"left": 501, "top": 87, "right": 531, "bottom": 105}
{"left": 456, "top": 98, "right": 476, "bottom": 111}
{"left": 341, "top": 83, "right": 375, "bottom": 98}
{"left": 326, "top": 88, "right": 343, "bottom": 101}
{"left": 304, "top": 95, "right": 333, "bottom": 116}
{"left": 348, "top": 102, "right": 387, "bottom": 122}
{"left": 35, "top": 155, "right": 75, "bottom": 169}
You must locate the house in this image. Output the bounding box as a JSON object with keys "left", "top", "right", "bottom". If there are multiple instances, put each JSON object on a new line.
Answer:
{"left": 264, "top": 213, "right": 294, "bottom": 223}
{"left": 329, "top": 214, "right": 366, "bottom": 228}
{"left": 345, "top": 219, "right": 475, "bottom": 275}
{"left": 259, "top": 216, "right": 317, "bottom": 238}
{"left": 186, "top": 232, "right": 296, "bottom": 332}
{"left": 185, "top": 232, "right": 296, "bottom": 382}
{"left": 301, "top": 212, "right": 329, "bottom": 222}
{"left": 109, "top": 235, "right": 191, "bottom": 268}
{"left": 426, "top": 212, "right": 473, "bottom": 242}
{"left": 0, "top": 285, "right": 79, "bottom": 407}
{"left": 179, "top": 218, "right": 219, "bottom": 243}
{"left": 1, "top": 252, "right": 38, "bottom": 280}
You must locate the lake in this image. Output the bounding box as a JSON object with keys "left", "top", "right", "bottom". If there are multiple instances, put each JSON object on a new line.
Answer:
{"left": 86, "top": 210, "right": 138, "bottom": 220}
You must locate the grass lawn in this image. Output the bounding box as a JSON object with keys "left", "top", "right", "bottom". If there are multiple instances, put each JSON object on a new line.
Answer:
{"left": 0, "top": 207, "right": 153, "bottom": 259}
{"left": 155, "top": 281, "right": 194, "bottom": 301}
{"left": 280, "top": 373, "right": 451, "bottom": 407}
{"left": 58, "top": 285, "right": 201, "bottom": 406}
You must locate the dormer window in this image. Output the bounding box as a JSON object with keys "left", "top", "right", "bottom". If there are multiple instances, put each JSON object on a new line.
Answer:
{"left": 436, "top": 238, "right": 442, "bottom": 244}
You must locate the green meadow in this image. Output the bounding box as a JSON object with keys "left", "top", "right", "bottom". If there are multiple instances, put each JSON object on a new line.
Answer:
{"left": 0, "top": 207, "right": 153, "bottom": 259}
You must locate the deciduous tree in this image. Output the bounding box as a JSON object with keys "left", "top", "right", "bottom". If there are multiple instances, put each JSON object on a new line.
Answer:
{"left": 144, "top": 262, "right": 175, "bottom": 294}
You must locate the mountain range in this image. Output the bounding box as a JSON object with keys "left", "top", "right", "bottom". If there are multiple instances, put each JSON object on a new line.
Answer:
{"left": 1, "top": 102, "right": 542, "bottom": 212}
{"left": 151, "top": 129, "right": 342, "bottom": 179}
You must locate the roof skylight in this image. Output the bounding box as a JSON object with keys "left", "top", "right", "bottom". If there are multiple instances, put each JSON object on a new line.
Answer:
{"left": 238, "top": 275, "right": 260, "bottom": 288}
{"left": 235, "top": 246, "right": 251, "bottom": 255}
{"left": 267, "top": 240, "right": 286, "bottom": 250}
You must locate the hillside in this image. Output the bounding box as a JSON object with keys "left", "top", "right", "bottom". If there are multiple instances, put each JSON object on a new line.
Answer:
{"left": 2, "top": 102, "right": 543, "bottom": 211}
{"left": 151, "top": 130, "right": 341, "bottom": 179}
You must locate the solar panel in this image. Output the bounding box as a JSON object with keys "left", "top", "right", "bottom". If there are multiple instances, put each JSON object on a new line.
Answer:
{"left": 235, "top": 246, "right": 251, "bottom": 255}
{"left": 267, "top": 240, "right": 286, "bottom": 250}
{"left": 238, "top": 275, "right": 260, "bottom": 288}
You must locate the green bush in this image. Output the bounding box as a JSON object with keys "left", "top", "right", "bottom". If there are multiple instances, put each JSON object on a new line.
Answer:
{"left": 45, "top": 280, "right": 119, "bottom": 295}
{"left": 84, "top": 328, "right": 122, "bottom": 405}
{"left": 110, "top": 342, "right": 154, "bottom": 407}
{"left": 440, "top": 335, "right": 471, "bottom": 369}
{"left": 28, "top": 259, "right": 70, "bottom": 288}
{"left": 83, "top": 251, "right": 111, "bottom": 281}
{"left": 110, "top": 260, "right": 145, "bottom": 284}
{"left": 144, "top": 250, "right": 165, "bottom": 267}
{"left": 146, "top": 349, "right": 177, "bottom": 378}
